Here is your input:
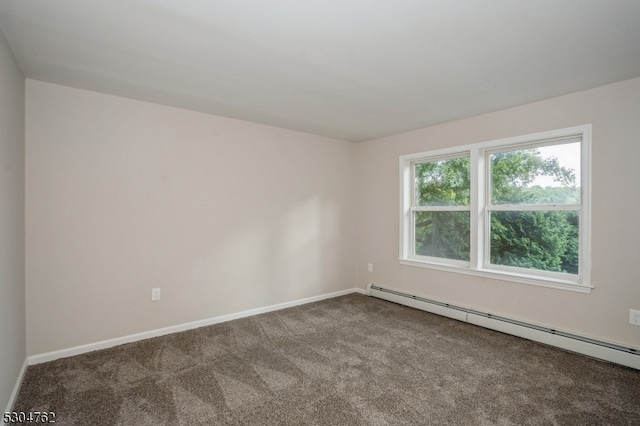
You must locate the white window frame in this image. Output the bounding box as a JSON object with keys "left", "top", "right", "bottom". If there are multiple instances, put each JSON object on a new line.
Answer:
{"left": 409, "top": 153, "right": 471, "bottom": 268}
{"left": 399, "top": 125, "right": 592, "bottom": 293}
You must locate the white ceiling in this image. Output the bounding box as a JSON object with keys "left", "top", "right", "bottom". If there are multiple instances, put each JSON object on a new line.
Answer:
{"left": 1, "top": 1, "right": 639, "bottom": 142}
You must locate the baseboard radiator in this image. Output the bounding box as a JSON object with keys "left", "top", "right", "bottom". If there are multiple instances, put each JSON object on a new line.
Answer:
{"left": 368, "top": 284, "right": 640, "bottom": 370}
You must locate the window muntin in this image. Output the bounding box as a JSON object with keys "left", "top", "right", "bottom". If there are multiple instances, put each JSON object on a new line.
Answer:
{"left": 399, "top": 125, "right": 591, "bottom": 292}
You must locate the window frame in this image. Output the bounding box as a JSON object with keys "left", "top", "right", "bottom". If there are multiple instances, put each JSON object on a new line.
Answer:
{"left": 399, "top": 125, "right": 592, "bottom": 293}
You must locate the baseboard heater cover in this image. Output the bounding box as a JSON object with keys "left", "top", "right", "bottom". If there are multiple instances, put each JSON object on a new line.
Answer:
{"left": 368, "top": 284, "right": 640, "bottom": 371}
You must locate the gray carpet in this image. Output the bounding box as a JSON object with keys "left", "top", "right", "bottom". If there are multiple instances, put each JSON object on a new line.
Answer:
{"left": 13, "top": 294, "right": 640, "bottom": 425}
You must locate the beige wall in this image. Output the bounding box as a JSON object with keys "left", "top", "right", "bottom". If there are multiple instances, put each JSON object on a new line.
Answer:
{"left": 356, "top": 77, "right": 640, "bottom": 349}
{"left": 0, "top": 29, "right": 25, "bottom": 408}
{"left": 22, "top": 75, "right": 640, "bottom": 356}
{"left": 25, "top": 80, "right": 356, "bottom": 355}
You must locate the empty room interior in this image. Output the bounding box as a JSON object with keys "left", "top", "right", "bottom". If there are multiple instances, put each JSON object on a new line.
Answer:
{"left": 1, "top": 1, "right": 640, "bottom": 424}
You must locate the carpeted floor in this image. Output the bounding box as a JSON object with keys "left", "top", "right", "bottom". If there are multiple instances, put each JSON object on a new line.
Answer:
{"left": 13, "top": 293, "right": 640, "bottom": 425}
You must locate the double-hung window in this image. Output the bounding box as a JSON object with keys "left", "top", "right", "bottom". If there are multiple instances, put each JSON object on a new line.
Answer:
{"left": 400, "top": 125, "right": 591, "bottom": 292}
{"left": 410, "top": 154, "right": 471, "bottom": 266}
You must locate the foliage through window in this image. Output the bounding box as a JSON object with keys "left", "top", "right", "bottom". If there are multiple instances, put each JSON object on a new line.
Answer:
{"left": 400, "top": 126, "right": 591, "bottom": 291}
{"left": 413, "top": 156, "right": 470, "bottom": 261}
{"left": 488, "top": 143, "right": 581, "bottom": 275}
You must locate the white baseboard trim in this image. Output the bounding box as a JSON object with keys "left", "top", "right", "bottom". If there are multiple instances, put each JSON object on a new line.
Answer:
{"left": 353, "top": 287, "right": 368, "bottom": 295}
{"left": 28, "top": 287, "right": 361, "bottom": 365}
{"left": 467, "top": 314, "right": 640, "bottom": 370}
{"left": 369, "top": 284, "right": 640, "bottom": 371}
{"left": 5, "top": 358, "right": 28, "bottom": 412}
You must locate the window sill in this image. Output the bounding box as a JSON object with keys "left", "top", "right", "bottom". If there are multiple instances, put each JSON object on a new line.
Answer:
{"left": 398, "top": 258, "right": 592, "bottom": 293}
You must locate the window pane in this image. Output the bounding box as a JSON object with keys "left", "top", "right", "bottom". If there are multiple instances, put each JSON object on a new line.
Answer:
{"left": 415, "top": 211, "right": 470, "bottom": 261}
{"left": 490, "top": 211, "right": 579, "bottom": 274}
{"left": 490, "top": 142, "right": 580, "bottom": 205}
{"left": 415, "top": 157, "right": 470, "bottom": 206}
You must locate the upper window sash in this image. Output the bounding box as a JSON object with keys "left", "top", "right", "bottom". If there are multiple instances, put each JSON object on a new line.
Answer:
{"left": 485, "top": 138, "right": 582, "bottom": 208}
{"left": 411, "top": 153, "right": 470, "bottom": 208}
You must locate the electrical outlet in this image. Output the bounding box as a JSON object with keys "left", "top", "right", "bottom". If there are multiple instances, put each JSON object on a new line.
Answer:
{"left": 367, "top": 263, "right": 373, "bottom": 273}
{"left": 630, "top": 309, "right": 640, "bottom": 326}
{"left": 152, "top": 288, "right": 161, "bottom": 301}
